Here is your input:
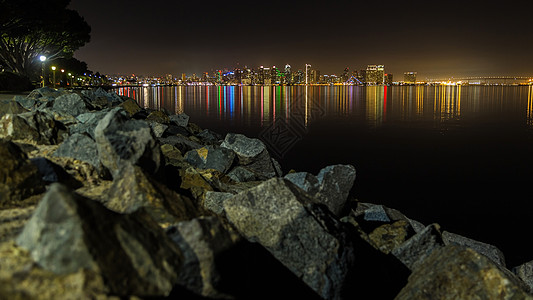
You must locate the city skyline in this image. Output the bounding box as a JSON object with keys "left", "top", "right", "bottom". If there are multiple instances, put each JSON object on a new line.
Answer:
{"left": 68, "top": 1, "right": 533, "bottom": 78}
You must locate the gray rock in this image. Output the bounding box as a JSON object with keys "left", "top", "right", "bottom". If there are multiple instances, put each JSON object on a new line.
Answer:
{"left": 196, "top": 129, "right": 223, "bottom": 145}
{"left": 158, "top": 134, "right": 203, "bottom": 153}
{"left": 148, "top": 121, "right": 168, "bottom": 138}
{"left": 391, "top": 223, "right": 444, "bottom": 270}
{"left": 184, "top": 145, "right": 235, "bottom": 173}
{"left": 0, "top": 140, "right": 45, "bottom": 205}
{"left": 396, "top": 245, "right": 532, "bottom": 300}
{"left": 81, "top": 87, "right": 122, "bottom": 107}
{"left": 16, "top": 183, "right": 184, "bottom": 297}
{"left": 315, "top": 165, "right": 356, "bottom": 215}
{"left": 167, "top": 217, "right": 236, "bottom": 298}
{"left": 284, "top": 164, "right": 356, "bottom": 216}
{"left": 29, "top": 157, "right": 59, "bottom": 183}
{"left": 52, "top": 93, "right": 90, "bottom": 117}
{"left": 26, "top": 87, "right": 61, "bottom": 100}
{"left": 71, "top": 109, "right": 111, "bottom": 139}
{"left": 221, "top": 133, "right": 267, "bottom": 165}
{"left": 204, "top": 191, "right": 234, "bottom": 215}
{"left": 104, "top": 164, "right": 197, "bottom": 225}
{"left": 169, "top": 113, "right": 190, "bottom": 127}
{"left": 0, "top": 110, "right": 65, "bottom": 145}
{"left": 223, "top": 178, "right": 355, "bottom": 300}
{"left": 513, "top": 260, "right": 533, "bottom": 293}
{"left": 95, "top": 107, "right": 162, "bottom": 176}
{"left": 442, "top": 231, "right": 506, "bottom": 267}
{"left": 13, "top": 95, "right": 37, "bottom": 110}
{"left": 352, "top": 202, "right": 426, "bottom": 233}
{"left": 284, "top": 172, "right": 320, "bottom": 195}
{"left": 0, "top": 100, "right": 28, "bottom": 117}
{"left": 227, "top": 166, "right": 257, "bottom": 182}
{"left": 221, "top": 133, "right": 279, "bottom": 180}
{"left": 53, "top": 133, "right": 100, "bottom": 169}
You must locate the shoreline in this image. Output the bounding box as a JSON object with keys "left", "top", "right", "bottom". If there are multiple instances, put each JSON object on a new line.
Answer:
{"left": 1, "top": 87, "right": 533, "bottom": 299}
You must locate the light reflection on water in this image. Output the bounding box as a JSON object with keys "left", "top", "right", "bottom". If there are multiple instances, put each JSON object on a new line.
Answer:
{"left": 114, "top": 85, "right": 533, "bottom": 131}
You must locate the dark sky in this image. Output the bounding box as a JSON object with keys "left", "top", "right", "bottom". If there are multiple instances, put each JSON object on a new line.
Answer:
{"left": 68, "top": 1, "right": 533, "bottom": 79}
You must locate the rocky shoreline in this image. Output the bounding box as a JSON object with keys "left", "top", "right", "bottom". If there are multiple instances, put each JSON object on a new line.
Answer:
{"left": 1, "top": 87, "right": 533, "bottom": 299}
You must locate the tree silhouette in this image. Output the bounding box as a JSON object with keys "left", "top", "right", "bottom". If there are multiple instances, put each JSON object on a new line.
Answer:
{"left": 0, "top": 0, "right": 90, "bottom": 78}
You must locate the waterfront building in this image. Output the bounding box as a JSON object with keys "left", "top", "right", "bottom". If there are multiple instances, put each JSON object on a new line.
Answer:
{"left": 310, "top": 69, "right": 320, "bottom": 84}
{"left": 365, "top": 65, "right": 385, "bottom": 85}
{"left": 404, "top": 72, "right": 417, "bottom": 84}
{"left": 342, "top": 67, "right": 350, "bottom": 82}
{"left": 385, "top": 73, "right": 393, "bottom": 85}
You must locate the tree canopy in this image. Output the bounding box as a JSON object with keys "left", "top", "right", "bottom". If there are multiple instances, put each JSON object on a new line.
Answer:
{"left": 0, "top": 0, "right": 90, "bottom": 77}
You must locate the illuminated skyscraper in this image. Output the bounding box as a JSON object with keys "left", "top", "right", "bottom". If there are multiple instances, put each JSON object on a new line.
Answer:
{"left": 365, "top": 65, "right": 385, "bottom": 85}
{"left": 385, "top": 73, "right": 393, "bottom": 85}
{"left": 404, "top": 72, "right": 417, "bottom": 84}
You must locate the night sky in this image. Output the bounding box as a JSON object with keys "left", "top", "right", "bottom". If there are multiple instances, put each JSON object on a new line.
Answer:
{"left": 68, "top": 1, "right": 533, "bottom": 79}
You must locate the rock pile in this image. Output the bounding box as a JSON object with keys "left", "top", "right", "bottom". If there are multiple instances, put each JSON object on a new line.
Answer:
{"left": 1, "top": 87, "right": 533, "bottom": 299}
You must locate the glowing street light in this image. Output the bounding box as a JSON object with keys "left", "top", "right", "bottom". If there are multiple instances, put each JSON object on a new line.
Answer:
{"left": 51, "top": 66, "right": 56, "bottom": 88}
{"left": 39, "top": 55, "right": 47, "bottom": 87}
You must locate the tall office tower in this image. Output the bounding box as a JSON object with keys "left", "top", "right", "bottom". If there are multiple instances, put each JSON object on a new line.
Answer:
{"left": 365, "top": 65, "right": 385, "bottom": 85}
{"left": 284, "top": 64, "right": 291, "bottom": 84}
{"left": 310, "top": 69, "right": 320, "bottom": 84}
{"left": 403, "top": 72, "right": 417, "bottom": 84}
{"left": 385, "top": 73, "right": 393, "bottom": 85}
{"left": 342, "top": 67, "right": 350, "bottom": 82}
{"left": 181, "top": 73, "right": 187, "bottom": 82}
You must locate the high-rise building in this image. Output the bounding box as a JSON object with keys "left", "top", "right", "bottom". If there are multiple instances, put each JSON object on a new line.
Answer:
{"left": 342, "top": 67, "right": 350, "bottom": 82}
{"left": 403, "top": 72, "right": 417, "bottom": 84}
{"left": 365, "top": 65, "right": 385, "bottom": 85}
{"left": 310, "top": 69, "right": 320, "bottom": 84}
{"left": 385, "top": 73, "right": 393, "bottom": 85}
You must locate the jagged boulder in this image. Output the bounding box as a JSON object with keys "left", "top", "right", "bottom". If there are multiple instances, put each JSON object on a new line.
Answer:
{"left": 15, "top": 183, "right": 184, "bottom": 297}
{"left": 52, "top": 93, "right": 91, "bottom": 117}
{"left": 184, "top": 145, "right": 235, "bottom": 173}
{"left": 119, "top": 98, "right": 142, "bottom": 116}
{"left": 53, "top": 133, "right": 100, "bottom": 169}
{"left": 169, "top": 113, "right": 189, "bottom": 127}
{"left": 223, "top": 178, "right": 355, "bottom": 300}
{"left": 391, "top": 223, "right": 444, "bottom": 270}
{"left": 0, "top": 110, "right": 65, "bottom": 144}
{"left": 0, "top": 100, "right": 28, "bottom": 117}
{"left": 70, "top": 109, "right": 111, "bottom": 139}
{"left": 167, "top": 216, "right": 237, "bottom": 298}
{"left": 442, "top": 230, "right": 506, "bottom": 268}
{"left": 147, "top": 110, "right": 170, "bottom": 124}
{"left": 221, "top": 133, "right": 277, "bottom": 180}
{"left": 396, "top": 244, "right": 532, "bottom": 300}
{"left": 284, "top": 164, "right": 356, "bottom": 216}
{"left": 81, "top": 87, "right": 122, "bottom": 108}
{"left": 26, "top": 87, "right": 62, "bottom": 100}
{"left": 104, "top": 164, "right": 197, "bottom": 226}
{"left": 95, "top": 107, "right": 162, "bottom": 177}
{"left": 0, "top": 140, "right": 44, "bottom": 206}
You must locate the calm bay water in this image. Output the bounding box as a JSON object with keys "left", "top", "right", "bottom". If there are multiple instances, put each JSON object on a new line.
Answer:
{"left": 116, "top": 85, "right": 533, "bottom": 266}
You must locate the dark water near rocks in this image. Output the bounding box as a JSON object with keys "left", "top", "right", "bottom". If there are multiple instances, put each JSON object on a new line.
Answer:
{"left": 116, "top": 85, "right": 533, "bottom": 267}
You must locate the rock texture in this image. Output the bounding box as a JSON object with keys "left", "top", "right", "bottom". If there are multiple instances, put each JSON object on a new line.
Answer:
{"left": 223, "top": 178, "right": 355, "bottom": 300}
{"left": 95, "top": 107, "right": 162, "bottom": 176}
{"left": 284, "top": 164, "right": 356, "bottom": 216}
{"left": 0, "top": 140, "right": 44, "bottom": 206}
{"left": 396, "top": 245, "right": 532, "bottom": 300}
{"left": 16, "top": 183, "right": 183, "bottom": 297}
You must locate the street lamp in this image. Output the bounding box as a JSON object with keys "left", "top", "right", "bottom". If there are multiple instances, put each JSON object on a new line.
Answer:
{"left": 51, "top": 66, "right": 56, "bottom": 88}
{"left": 39, "top": 55, "right": 47, "bottom": 87}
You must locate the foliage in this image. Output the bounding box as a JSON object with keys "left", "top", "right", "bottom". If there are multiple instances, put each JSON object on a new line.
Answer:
{"left": 0, "top": 0, "right": 91, "bottom": 78}
{"left": 0, "top": 71, "right": 34, "bottom": 91}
